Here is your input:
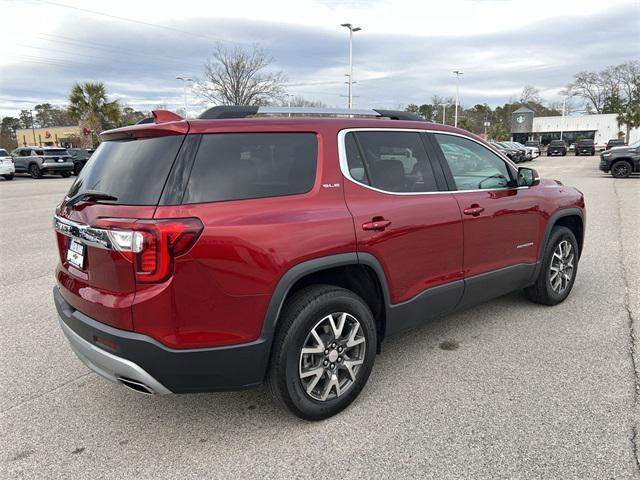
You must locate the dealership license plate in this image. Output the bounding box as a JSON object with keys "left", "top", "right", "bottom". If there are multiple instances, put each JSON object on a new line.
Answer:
{"left": 67, "top": 239, "right": 85, "bottom": 270}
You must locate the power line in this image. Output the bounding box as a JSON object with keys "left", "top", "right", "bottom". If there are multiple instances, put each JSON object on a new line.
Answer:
{"left": 33, "top": 0, "right": 245, "bottom": 45}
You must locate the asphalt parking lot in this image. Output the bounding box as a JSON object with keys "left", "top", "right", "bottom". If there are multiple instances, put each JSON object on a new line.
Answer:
{"left": 1, "top": 155, "right": 638, "bottom": 479}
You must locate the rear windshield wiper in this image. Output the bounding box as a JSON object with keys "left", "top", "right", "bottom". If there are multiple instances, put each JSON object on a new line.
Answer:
{"left": 65, "top": 190, "right": 118, "bottom": 208}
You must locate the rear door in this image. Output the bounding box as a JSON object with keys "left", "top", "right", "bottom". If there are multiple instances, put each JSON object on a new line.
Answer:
{"left": 340, "top": 129, "right": 463, "bottom": 335}
{"left": 54, "top": 134, "right": 186, "bottom": 330}
{"left": 429, "top": 132, "right": 542, "bottom": 306}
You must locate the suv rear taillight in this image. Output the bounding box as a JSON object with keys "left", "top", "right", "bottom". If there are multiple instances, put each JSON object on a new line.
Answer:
{"left": 94, "top": 218, "right": 203, "bottom": 283}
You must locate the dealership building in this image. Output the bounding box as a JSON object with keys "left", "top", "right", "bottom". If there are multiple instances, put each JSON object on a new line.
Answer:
{"left": 511, "top": 107, "right": 640, "bottom": 147}
{"left": 14, "top": 125, "right": 83, "bottom": 148}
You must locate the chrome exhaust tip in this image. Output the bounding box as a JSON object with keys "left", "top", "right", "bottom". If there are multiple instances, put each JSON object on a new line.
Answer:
{"left": 117, "top": 376, "right": 155, "bottom": 395}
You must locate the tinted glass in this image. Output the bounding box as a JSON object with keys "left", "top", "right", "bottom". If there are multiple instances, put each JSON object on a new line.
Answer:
{"left": 550, "top": 140, "right": 565, "bottom": 146}
{"left": 183, "top": 133, "right": 317, "bottom": 204}
{"left": 350, "top": 131, "right": 438, "bottom": 193}
{"left": 345, "top": 133, "right": 369, "bottom": 184}
{"left": 0, "top": 149, "right": 8, "bottom": 156}
{"left": 67, "top": 135, "right": 184, "bottom": 205}
{"left": 42, "top": 149, "right": 69, "bottom": 156}
{"left": 435, "top": 134, "right": 513, "bottom": 190}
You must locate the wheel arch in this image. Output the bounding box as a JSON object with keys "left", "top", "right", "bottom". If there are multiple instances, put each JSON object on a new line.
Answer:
{"left": 541, "top": 208, "right": 585, "bottom": 259}
{"left": 260, "top": 253, "right": 391, "bottom": 348}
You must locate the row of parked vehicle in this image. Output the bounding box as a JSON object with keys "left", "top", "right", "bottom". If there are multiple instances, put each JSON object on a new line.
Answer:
{"left": 0, "top": 146, "right": 94, "bottom": 180}
{"left": 488, "top": 141, "right": 539, "bottom": 163}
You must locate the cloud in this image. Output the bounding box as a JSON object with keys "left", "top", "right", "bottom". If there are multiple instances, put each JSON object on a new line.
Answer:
{"left": 0, "top": 0, "right": 637, "bottom": 116}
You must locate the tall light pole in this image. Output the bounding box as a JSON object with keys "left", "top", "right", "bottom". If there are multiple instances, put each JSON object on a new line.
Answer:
{"left": 439, "top": 103, "right": 448, "bottom": 124}
{"left": 453, "top": 70, "right": 463, "bottom": 128}
{"left": 176, "top": 76, "right": 193, "bottom": 116}
{"left": 341, "top": 23, "right": 361, "bottom": 109}
{"left": 30, "top": 110, "right": 37, "bottom": 145}
{"left": 560, "top": 95, "right": 567, "bottom": 141}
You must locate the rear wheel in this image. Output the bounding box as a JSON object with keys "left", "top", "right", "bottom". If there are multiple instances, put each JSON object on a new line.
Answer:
{"left": 525, "top": 226, "right": 579, "bottom": 306}
{"left": 61, "top": 171, "right": 71, "bottom": 178}
{"left": 611, "top": 160, "right": 632, "bottom": 178}
{"left": 73, "top": 162, "right": 83, "bottom": 175}
{"left": 3, "top": 174, "right": 14, "bottom": 180}
{"left": 29, "top": 164, "right": 42, "bottom": 179}
{"left": 268, "top": 285, "right": 377, "bottom": 420}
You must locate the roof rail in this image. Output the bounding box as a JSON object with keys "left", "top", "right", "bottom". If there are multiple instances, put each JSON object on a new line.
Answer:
{"left": 198, "top": 106, "right": 423, "bottom": 121}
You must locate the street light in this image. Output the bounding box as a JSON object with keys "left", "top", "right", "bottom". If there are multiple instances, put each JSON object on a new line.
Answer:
{"left": 340, "top": 23, "right": 362, "bottom": 109}
{"left": 29, "top": 110, "right": 36, "bottom": 145}
{"left": 176, "top": 76, "right": 193, "bottom": 117}
{"left": 439, "top": 103, "right": 448, "bottom": 125}
{"left": 453, "top": 70, "right": 463, "bottom": 128}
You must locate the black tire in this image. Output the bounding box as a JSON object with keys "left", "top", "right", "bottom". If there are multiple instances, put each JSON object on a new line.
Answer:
{"left": 73, "top": 162, "right": 83, "bottom": 175}
{"left": 29, "top": 164, "right": 42, "bottom": 179}
{"left": 547, "top": 153, "right": 551, "bottom": 156}
{"left": 525, "top": 226, "right": 579, "bottom": 306}
{"left": 267, "top": 285, "right": 377, "bottom": 420}
{"left": 562, "top": 152, "right": 566, "bottom": 156}
{"left": 3, "top": 174, "right": 14, "bottom": 180}
{"left": 611, "top": 160, "right": 632, "bottom": 178}
{"left": 61, "top": 172, "right": 71, "bottom": 178}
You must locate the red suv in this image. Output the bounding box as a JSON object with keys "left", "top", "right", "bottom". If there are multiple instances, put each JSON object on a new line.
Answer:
{"left": 54, "top": 107, "right": 585, "bottom": 420}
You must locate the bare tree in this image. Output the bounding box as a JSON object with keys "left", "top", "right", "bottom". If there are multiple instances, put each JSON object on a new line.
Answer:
{"left": 568, "top": 71, "right": 607, "bottom": 113}
{"left": 279, "top": 96, "right": 326, "bottom": 108}
{"left": 193, "top": 44, "right": 286, "bottom": 106}
{"left": 520, "top": 85, "right": 542, "bottom": 104}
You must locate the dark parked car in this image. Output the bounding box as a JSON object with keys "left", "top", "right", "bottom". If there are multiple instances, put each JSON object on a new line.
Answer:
{"left": 53, "top": 107, "right": 586, "bottom": 420}
{"left": 606, "top": 139, "right": 626, "bottom": 150}
{"left": 490, "top": 141, "right": 525, "bottom": 162}
{"left": 67, "top": 148, "right": 95, "bottom": 175}
{"left": 599, "top": 139, "right": 640, "bottom": 178}
{"left": 575, "top": 139, "right": 595, "bottom": 156}
{"left": 11, "top": 146, "right": 73, "bottom": 178}
{"left": 547, "top": 140, "right": 567, "bottom": 156}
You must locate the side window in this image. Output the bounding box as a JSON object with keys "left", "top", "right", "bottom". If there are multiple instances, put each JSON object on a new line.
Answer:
{"left": 346, "top": 131, "right": 438, "bottom": 193}
{"left": 345, "top": 133, "right": 369, "bottom": 184}
{"left": 183, "top": 133, "right": 317, "bottom": 204}
{"left": 434, "top": 134, "right": 513, "bottom": 191}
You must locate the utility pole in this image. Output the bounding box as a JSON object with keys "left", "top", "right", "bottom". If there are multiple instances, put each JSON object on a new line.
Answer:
{"left": 30, "top": 110, "right": 36, "bottom": 145}
{"left": 439, "top": 103, "right": 448, "bottom": 124}
{"left": 341, "top": 23, "right": 361, "bottom": 109}
{"left": 453, "top": 70, "right": 463, "bottom": 128}
{"left": 176, "top": 76, "right": 193, "bottom": 116}
{"left": 560, "top": 96, "right": 566, "bottom": 141}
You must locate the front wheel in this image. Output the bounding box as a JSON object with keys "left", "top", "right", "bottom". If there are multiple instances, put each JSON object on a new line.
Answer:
{"left": 525, "top": 226, "right": 579, "bottom": 306}
{"left": 611, "top": 160, "right": 632, "bottom": 178}
{"left": 73, "top": 162, "right": 83, "bottom": 175}
{"left": 268, "top": 285, "right": 377, "bottom": 420}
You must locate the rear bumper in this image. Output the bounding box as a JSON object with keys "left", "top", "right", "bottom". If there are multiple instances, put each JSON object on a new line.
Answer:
{"left": 54, "top": 287, "right": 270, "bottom": 393}
{"left": 0, "top": 164, "right": 14, "bottom": 175}
{"left": 41, "top": 163, "right": 73, "bottom": 173}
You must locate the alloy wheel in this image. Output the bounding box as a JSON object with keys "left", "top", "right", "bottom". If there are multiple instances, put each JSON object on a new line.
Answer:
{"left": 299, "top": 312, "right": 366, "bottom": 401}
{"left": 549, "top": 240, "right": 574, "bottom": 294}
{"left": 613, "top": 163, "right": 630, "bottom": 177}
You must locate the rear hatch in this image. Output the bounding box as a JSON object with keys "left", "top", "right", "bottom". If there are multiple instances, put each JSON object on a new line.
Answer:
{"left": 54, "top": 130, "right": 186, "bottom": 330}
{"left": 41, "top": 148, "right": 72, "bottom": 164}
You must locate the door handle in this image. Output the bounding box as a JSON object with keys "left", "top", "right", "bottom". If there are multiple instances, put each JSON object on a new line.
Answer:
{"left": 362, "top": 218, "right": 391, "bottom": 231}
{"left": 463, "top": 205, "right": 485, "bottom": 216}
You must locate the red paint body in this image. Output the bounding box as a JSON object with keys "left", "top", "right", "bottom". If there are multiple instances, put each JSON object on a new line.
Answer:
{"left": 54, "top": 118, "right": 585, "bottom": 350}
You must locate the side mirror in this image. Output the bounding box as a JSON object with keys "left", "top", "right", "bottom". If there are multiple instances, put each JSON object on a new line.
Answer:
{"left": 517, "top": 167, "right": 540, "bottom": 187}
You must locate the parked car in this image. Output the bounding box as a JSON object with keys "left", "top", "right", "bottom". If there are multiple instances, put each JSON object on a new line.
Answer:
{"left": 0, "top": 148, "right": 15, "bottom": 180}
{"left": 606, "top": 139, "right": 626, "bottom": 150}
{"left": 499, "top": 142, "right": 530, "bottom": 161}
{"left": 11, "top": 146, "right": 73, "bottom": 178}
{"left": 53, "top": 107, "right": 586, "bottom": 420}
{"left": 599, "top": 139, "right": 640, "bottom": 178}
{"left": 575, "top": 139, "right": 596, "bottom": 156}
{"left": 490, "top": 141, "right": 525, "bottom": 162}
{"left": 547, "top": 140, "right": 567, "bottom": 156}
{"left": 67, "top": 148, "right": 95, "bottom": 175}
{"left": 505, "top": 141, "right": 537, "bottom": 160}
{"left": 524, "top": 141, "right": 541, "bottom": 158}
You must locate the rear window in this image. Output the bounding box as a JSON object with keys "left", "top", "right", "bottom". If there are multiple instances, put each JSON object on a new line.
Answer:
{"left": 67, "top": 135, "right": 184, "bottom": 205}
{"left": 182, "top": 133, "right": 317, "bottom": 204}
{"left": 577, "top": 139, "right": 594, "bottom": 144}
{"left": 41, "top": 149, "right": 69, "bottom": 156}
{"left": 550, "top": 140, "right": 565, "bottom": 146}
{"left": 0, "top": 149, "right": 8, "bottom": 156}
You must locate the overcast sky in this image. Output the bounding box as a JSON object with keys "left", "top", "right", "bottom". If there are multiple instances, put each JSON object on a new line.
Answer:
{"left": 1, "top": 0, "right": 638, "bottom": 118}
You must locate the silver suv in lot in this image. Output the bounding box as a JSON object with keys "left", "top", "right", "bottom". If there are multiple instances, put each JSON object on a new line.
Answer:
{"left": 11, "top": 146, "right": 74, "bottom": 179}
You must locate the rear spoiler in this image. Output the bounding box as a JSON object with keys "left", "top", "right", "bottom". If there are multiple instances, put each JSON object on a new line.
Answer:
{"left": 136, "top": 110, "right": 184, "bottom": 125}
{"left": 101, "top": 110, "right": 188, "bottom": 141}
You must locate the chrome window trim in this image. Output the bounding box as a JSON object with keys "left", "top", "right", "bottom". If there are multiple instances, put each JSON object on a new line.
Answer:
{"left": 53, "top": 215, "right": 134, "bottom": 252}
{"left": 337, "top": 127, "right": 524, "bottom": 195}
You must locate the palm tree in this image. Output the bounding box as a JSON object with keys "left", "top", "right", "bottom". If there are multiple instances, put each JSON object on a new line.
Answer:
{"left": 68, "top": 82, "right": 120, "bottom": 145}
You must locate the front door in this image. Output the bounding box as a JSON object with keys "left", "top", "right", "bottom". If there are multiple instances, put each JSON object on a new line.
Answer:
{"left": 341, "top": 129, "right": 464, "bottom": 334}
{"left": 429, "top": 132, "right": 542, "bottom": 307}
